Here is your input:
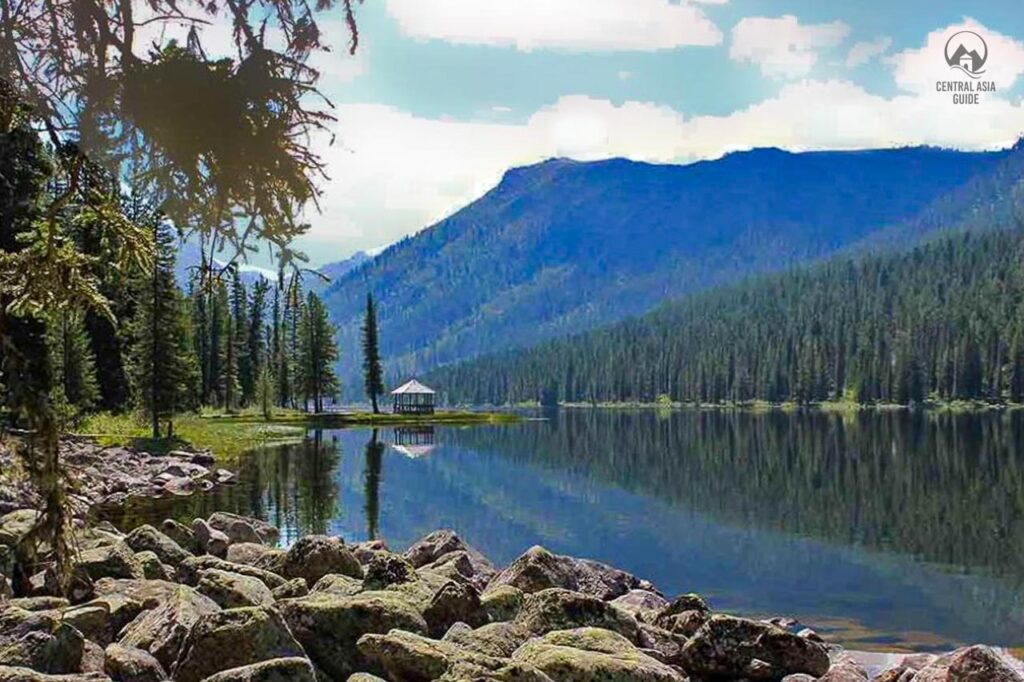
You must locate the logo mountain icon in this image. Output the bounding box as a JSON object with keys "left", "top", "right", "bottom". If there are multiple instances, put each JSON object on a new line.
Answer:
{"left": 944, "top": 31, "right": 988, "bottom": 77}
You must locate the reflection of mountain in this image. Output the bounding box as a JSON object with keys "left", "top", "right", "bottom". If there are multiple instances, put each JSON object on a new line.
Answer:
{"left": 448, "top": 411, "right": 1024, "bottom": 583}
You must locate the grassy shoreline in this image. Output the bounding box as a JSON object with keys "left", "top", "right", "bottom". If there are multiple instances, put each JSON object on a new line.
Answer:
{"left": 551, "top": 399, "right": 1024, "bottom": 413}
{"left": 78, "top": 408, "right": 518, "bottom": 461}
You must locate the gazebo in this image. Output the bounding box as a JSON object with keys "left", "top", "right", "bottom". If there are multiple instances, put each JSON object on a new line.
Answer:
{"left": 391, "top": 379, "right": 436, "bottom": 415}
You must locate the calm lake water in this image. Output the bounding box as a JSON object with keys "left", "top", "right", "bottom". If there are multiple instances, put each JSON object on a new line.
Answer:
{"left": 105, "top": 409, "right": 1024, "bottom": 652}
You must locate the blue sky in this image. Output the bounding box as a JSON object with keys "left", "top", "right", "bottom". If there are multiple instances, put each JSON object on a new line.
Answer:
{"left": 233, "top": 0, "right": 1024, "bottom": 264}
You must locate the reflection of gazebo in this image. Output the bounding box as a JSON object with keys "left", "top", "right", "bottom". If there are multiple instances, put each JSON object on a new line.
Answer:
{"left": 390, "top": 426, "right": 436, "bottom": 459}
{"left": 391, "top": 379, "right": 436, "bottom": 415}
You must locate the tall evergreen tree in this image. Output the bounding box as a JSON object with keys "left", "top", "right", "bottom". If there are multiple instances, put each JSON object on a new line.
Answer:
{"left": 298, "top": 291, "right": 339, "bottom": 413}
{"left": 47, "top": 309, "right": 100, "bottom": 418}
{"left": 363, "top": 429, "right": 384, "bottom": 540}
{"left": 362, "top": 292, "right": 385, "bottom": 413}
{"left": 128, "top": 218, "right": 199, "bottom": 438}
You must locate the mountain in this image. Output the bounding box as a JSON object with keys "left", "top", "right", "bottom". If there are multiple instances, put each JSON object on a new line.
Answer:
{"left": 427, "top": 146, "right": 1024, "bottom": 406}
{"left": 308, "top": 250, "right": 373, "bottom": 293}
{"left": 321, "top": 145, "right": 1014, "bottom": 391}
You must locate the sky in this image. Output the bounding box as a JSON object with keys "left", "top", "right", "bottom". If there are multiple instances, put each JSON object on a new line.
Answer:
{"left": 198, "top": 0, "right": 1024, "bottom": 265}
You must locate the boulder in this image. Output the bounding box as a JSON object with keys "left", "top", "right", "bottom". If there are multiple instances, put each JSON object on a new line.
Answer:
{"left": 79, "top": 641, "right": 104, "bottom": 676}
{"left": 0, "top": 667, "right": 110, "bottom": 681}
{"left": 191, "top": 520, "right": 229, "bottom": 559}
{"left": 132, "top": 553, "right": 171, "bottom": 581}
{"left": 679, "top": 614, "right": 830, "bottom": 680}
{"left": 270, "top": 579, "right": 308, "bottom": 601}
{"left": 251, "top": 550, "right": 288, "bottom": 577}
{"left": 196, "top": 569, "right": 275, "bottom": 609}
{"left": 818, "top": 657, "right": 867, "bottom": 682}
{"left": 309, "top": 575, "right": 362, "bottom": 597}
{"left": 124, "top": 526, "right": 192, "bottom": 566}
{"left": 171, "top": 606, "right": 306, "bottom": 682}
{"left": 158, "top": 520, "right": 199, "bottom": 555}
{"left": 351, "top": 540, "right": 389, "bottom": 566}
{"left": 0, "top": 511, "right": 41, "bottom": 548}
{"left": 177, "top": 557, "right": 287, "bottom": 591}
{"left": 512, "top": 627, "right": 685, "bottom": 682}
{"left": 610, "top": 590, "right": 669, "bottom": 623}
{"left": 283, "top": 536, "right": 362, "bottom": 585}
{"left": 913, "top": 645, "right": 1023, "bottom": 682}
{"left": 443, "top": 622, "right": 533, "bottom": 659}
{"left": 357, "top": 630, "right": 505, "bottom": 682}
{"left": 0, "top": 607, "right": 84, "bottom": 674}
{"left": 117, "top": 587, "right": 220, "bottom": 671}
{"left": 404, "top": 530, "right": 469, "bottom": 568}
{"left": 199, "top": 657, "right": 316, "bottom": 682}
{"left": 362, "top": 553, "right": 417, "bottom": 591}
{"left": 92, "top": 579, "right": 181, "bottom": 609}
{"left": 103, "top": 643, "right": 167, "bottom": 682}
{"left": 423, "top": 581, "right": 488, "bottom": 637}
{"left": 480, "top": 585, "right": 523, "bottom": 623}
{"left": 278, "top": 591, "right": 427, "bottom": 680}
{"left": 74, "top": 542, "right": 144, "bottom": 582}
{"left": 514, "top": 589, "right": 639, "bottom": 642}
{"left": 226, "top": 544, "right": 278, "bottom": 568}
{"left": 207, "top": 514, "right": 278, "bottom": 546}
{"left": 420, "top": 551, "right": 495, "bottom": 592}
{"left": 488, "top": 546, "right": 641, "bottom": 600}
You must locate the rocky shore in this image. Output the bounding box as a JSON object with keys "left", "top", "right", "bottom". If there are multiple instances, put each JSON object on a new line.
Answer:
{"left": 0, "top": 439, "right": 235, "bottom": 516}
{"left": 0, "top": 507, "right": 1020, "bottom": 682}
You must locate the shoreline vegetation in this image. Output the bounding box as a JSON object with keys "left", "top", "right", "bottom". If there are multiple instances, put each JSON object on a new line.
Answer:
{"left": 495, "top": 399, "right": 1024, "bottom": 413}
{"left": 77, "top": 409, "right": 520, "bottom": 462}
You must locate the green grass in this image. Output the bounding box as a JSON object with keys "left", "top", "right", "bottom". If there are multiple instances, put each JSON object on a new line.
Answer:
{"left": 78, "top": 408, "right": 519, "bottom": 461}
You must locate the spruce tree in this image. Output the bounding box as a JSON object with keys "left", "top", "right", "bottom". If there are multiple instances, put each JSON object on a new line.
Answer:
{"left": 47, "top": 309, "right": 100, "bottom": 419}
{"left": 364, "top": 429, "right": 384, "bottom": 540}
{"left": 362, "top": 292, "right": 385, "bottom": 413}
{"left": 129, "top": 217, "right": 198, "bottom": 439}
{"left": 298, "top": 291, "right": 339, "bottom": 412}
{"left": 231, "top": 270, "right": 251, "bottom": 407}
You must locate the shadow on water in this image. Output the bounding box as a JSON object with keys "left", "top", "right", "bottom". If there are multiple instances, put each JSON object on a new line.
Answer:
{"left": 102, "top": 410, "right": 1024, "bottom": 652}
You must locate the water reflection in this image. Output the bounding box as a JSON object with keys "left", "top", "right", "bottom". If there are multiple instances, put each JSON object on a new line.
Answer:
{"left": 103, "top": 410, "right": 1024, "bottom": 651}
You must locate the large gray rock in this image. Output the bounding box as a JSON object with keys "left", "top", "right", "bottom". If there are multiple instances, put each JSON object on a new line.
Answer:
{"left": 651, "top": 593, "right": 710, "bottom": 637}
{"left": 226, "top": 544, "right": 279, "bottom": 568}
{"left": 270, "top": 579, "right": 308, "bottom": 601}
{"left": 356, "top": 630, "right": 506, "bottom": 682}
{"left": 480, "top": 585, "right": 524, "bottom": 623}
{"left": 512, "top": 627, "right": 685, "bottom": 682}
{"left": 679, "top": 614, "right": 830, "bottom": 680}
{"left": 610, "top": 590, "right": 669, "bottom": 623}
{"left": 196, "top": 569, "right": 275, "bottom": 609}
{"left": 283, "top": 536, "right": 362, "bottom": 585}
{"left": 488, "top": 546, "right": 643, "bottom": 600}
{"left": 191, "top": 520, "right": 229, "bottom": 559}
{"left": 278, "top": 591, "right": 427, "bottom": 680}
{"left": 404, "top": 530, "right": 469, "bottom": 568}
{"left": 103, "top": 643, "right": 167, "bottom": 682}
{"left": 0, "top": 511, "right": 40, "bottom": 548}
{"left": 207, "top": 514, "right": 278, "bottom": 546}
{"left": 404, "top": 531, "right": 496, "bottom": 590}
{"left": 514, "top": 588, "right": 639, "bottom": 642}
{"left": 60, "top": 595, "right": 147, "bottom": 648}
{"left": 362, "top": 553, "right": 416, "bottom": 591}
{"left": 133, "top": 552, "right": 172, "bottom": 582}
{"left": 420, "top": 551, "right": 496, "bottom": 593}
{"left": 117, "top": 587, "right": 220, "bottom": 671}
{"left": 74, "top": 542, "right": 144, "bottom": 582}
{"left": 177, "top": 556, "right": 287, "bottom": 590}
{"left": 0, "top": 667, "right": 109, "bottom": 681}
{"left": 171, "top": 606, "right": 306, "bottom": 682}
{"left": 199, "top": 657, "right": 316, "bottom": 682}
{"left": 92, "top": 579, "right": 181, "bottom": 609}
{"left": 913, "top": 646, "right": 1023, "bottom": 682}
{"left": 158, "top": 520, "right": 199, "bottom": 555}
{"left": 0, "top": 608, "right": 84, "bottom": 674}
{"left": 124, "top": 526, "right": 192, "bottom": 566}
{"left": 423, "top": 581, "right": 487, "bottom": 637}
{"left": 443, "top": 622, "right": 533, "bottom": 659}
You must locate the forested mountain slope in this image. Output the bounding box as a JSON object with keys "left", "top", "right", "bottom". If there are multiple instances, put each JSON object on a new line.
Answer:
{"left": 429, "top": 224, "right": 1024, "bottom": 406}
{"left": 321, "top": 146, "right": 1012, "bottom": 389}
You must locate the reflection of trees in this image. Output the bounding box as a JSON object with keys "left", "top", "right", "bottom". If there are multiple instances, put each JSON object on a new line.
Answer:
{"left": 102, "top": 430, "right": 342, "bottom": 544}
{"left": 364, "top": 429, "right": 384, "bottom": 540}
{"left": 451, "top": 410, "right": 1024, "bottom": 582}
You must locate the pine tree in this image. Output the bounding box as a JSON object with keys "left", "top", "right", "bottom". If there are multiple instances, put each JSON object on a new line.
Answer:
{"left": 47, "top": 309, "right": 100, "bottom": 418}
{"left": 362, "top": 292, "right": 385, "bottom": 413}
{"left": 298, "top": 291, "right": 339, "bottom": 412}
{"left": 363, "top": 429, "right": 384, "bottom": 540}
{"left": 129, "top": 218, "right": 199, "bottom": 439}
{"left": 231, "top": 270, "right": 251, "bottom": 407}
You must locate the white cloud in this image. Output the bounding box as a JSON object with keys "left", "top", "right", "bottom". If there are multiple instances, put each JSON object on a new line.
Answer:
{"left": 889, "top": 18, "right": 1024, "bottom": 94}
{"left": 618, "top": 71, "right": 634, "bottom": 81}
{"left": 730, "top": 15, "right": 850, "bottom": 78}
{"left": 383, "top": 0, "right": 723, "bottom": 51}
{"left": 299, "top": 82, "right": 1023, "bottom": 261}
{"left": 846, "top": 36, "right": 892, "bottom": 68}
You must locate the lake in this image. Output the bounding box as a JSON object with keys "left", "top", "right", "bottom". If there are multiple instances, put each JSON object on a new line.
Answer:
{"left": 105, "top": 409, "right": 1024, "bottom": 653}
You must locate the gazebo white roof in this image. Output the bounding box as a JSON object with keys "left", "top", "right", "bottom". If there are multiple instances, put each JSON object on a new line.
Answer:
{"left": 390, "top": 379, "right": 436, "bottom": 395}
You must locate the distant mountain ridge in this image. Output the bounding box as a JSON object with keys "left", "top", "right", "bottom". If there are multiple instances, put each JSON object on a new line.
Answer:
{"left": 321, "top": 145, "right": 1014, "bottom": 392}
